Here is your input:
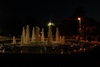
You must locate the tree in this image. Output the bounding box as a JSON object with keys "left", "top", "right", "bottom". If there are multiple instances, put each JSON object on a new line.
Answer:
{"left": 73, "top": 6, "right": 86, "bottom": 18}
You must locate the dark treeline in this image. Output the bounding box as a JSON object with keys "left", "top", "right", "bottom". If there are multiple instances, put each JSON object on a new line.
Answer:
{"left": 57, "top": 7, "right": 100, "bottom": 36}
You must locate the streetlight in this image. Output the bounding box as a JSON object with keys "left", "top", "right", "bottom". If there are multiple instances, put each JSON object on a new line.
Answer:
{"left": 78, "top": 17, "right": 82, "bottom": 40}
{"left": 47, "top": 22, "right": 54, "bottom": 45}
{"left": 78, "top": 17, "right": 81, "bottom": 31}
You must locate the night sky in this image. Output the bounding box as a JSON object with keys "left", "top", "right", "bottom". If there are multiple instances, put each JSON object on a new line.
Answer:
{"left": 0, "top": 0, "right": 100, "bottom": 35}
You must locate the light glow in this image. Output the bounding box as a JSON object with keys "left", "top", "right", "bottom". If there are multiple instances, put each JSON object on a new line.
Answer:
{"left": 47, "top": 22, "right": 55, "bottom": 26}
{"left": 78, "top": 17, "right": 81, "bottom": 20}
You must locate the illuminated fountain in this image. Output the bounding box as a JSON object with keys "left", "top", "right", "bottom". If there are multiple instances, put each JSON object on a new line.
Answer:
{"left": 41, "top": 28, "right": 45, "bottom": 42}
{"left": 19, "top": 24, "right": 65, "bottom": 46}
{"left": 21, "top": 27, "right": 26, "bottom": 44}
{"left": 10, "top": 21, "right": 65, "bottom": 46}
{"left": 12, "top": 36, "right": 16, "bottom": 44}
{"left": 31, "top": 27, "right": 35, "bottom": 42}
{"left": 20, "top": 25, "right": 30, "bottom": 46}
{"left": 61, "top": 36, "right": 65, "bottom": 44}
{"left": 47, "top": 22, "right": 53, "bottom": 45}
{"left": 25, "top": 25, "right": 30, "bottom": 44}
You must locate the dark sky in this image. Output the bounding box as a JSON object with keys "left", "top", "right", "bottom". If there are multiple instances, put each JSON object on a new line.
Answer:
{"left": 0, "top": 0, "right": 100, "bottom": 35}
{"left": 0, "top": 0, "right": 100, "bottom": 22}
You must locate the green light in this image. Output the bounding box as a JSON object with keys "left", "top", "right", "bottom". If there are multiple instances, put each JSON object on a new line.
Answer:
{"left": 48, "top": 22, "right": 52, "bottom": 26}
{"left": 52, "top": 23, "right": 55, "bottom": 26}
{"left": 47, "top": 22, "right": 55, "bottom": 26}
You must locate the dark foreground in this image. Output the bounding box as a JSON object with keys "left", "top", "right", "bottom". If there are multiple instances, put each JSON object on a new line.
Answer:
{"left": 0, "top": 46, "right": 100, "bottom": 66}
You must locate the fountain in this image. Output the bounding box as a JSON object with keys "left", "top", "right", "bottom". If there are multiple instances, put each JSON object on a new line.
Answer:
{"left": 61, "top": 36, "right": 65, "bottom": 44}
{"left": 11, "top": 24, "right": 66, "bottom": 46}
{"left": 47, "top": 23, "right": 52, "bottom": 45}
{"left": 21, "top": 27, "right": 26, "bottom": 45}
{"left": 12, "top": 36, "right": 16, "bottom": 44}
{"left": 41, "top": 28, "right": 45, "bottom": 42}
{"left": 25, "top": 25, "right": 30, "bottom": 44}
{"left": 31, "top": 27, "right": 35, "bottom": 42}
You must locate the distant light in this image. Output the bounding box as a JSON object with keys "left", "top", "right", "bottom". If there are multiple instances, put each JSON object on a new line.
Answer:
{"left": 48, "top": 22, "right": 52, "bottom": 26}
{"left": 83, "top": 48, "right": 85, "bottom": 50}
{"left": 78, "top": 17, "right": 81, "bottom": 20}
{"left": 80, "top": 48, "right": 82, "bottom": 50}
{"left": 74, "top": 50, "right": 76, "bottom": 52}
{"left": 47, "top": 22, "right": 55, "bottom": 26}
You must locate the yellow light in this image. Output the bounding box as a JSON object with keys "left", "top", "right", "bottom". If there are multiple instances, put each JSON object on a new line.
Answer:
{"left": 47, "top": 22, "right": 55, "bottom": 26}
{"left": 78, "top": 17, "right": 81, "bottom": 20}
{"left": 48, "top": 22, "right": 52, "bottom": 26}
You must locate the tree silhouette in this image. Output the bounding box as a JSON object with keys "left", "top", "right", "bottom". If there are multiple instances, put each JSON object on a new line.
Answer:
{"left": 73, "top": 6, "right": 86, "bottom": 18}
{"left": 59, "top": 6, "right": 100, "bottom": 37}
